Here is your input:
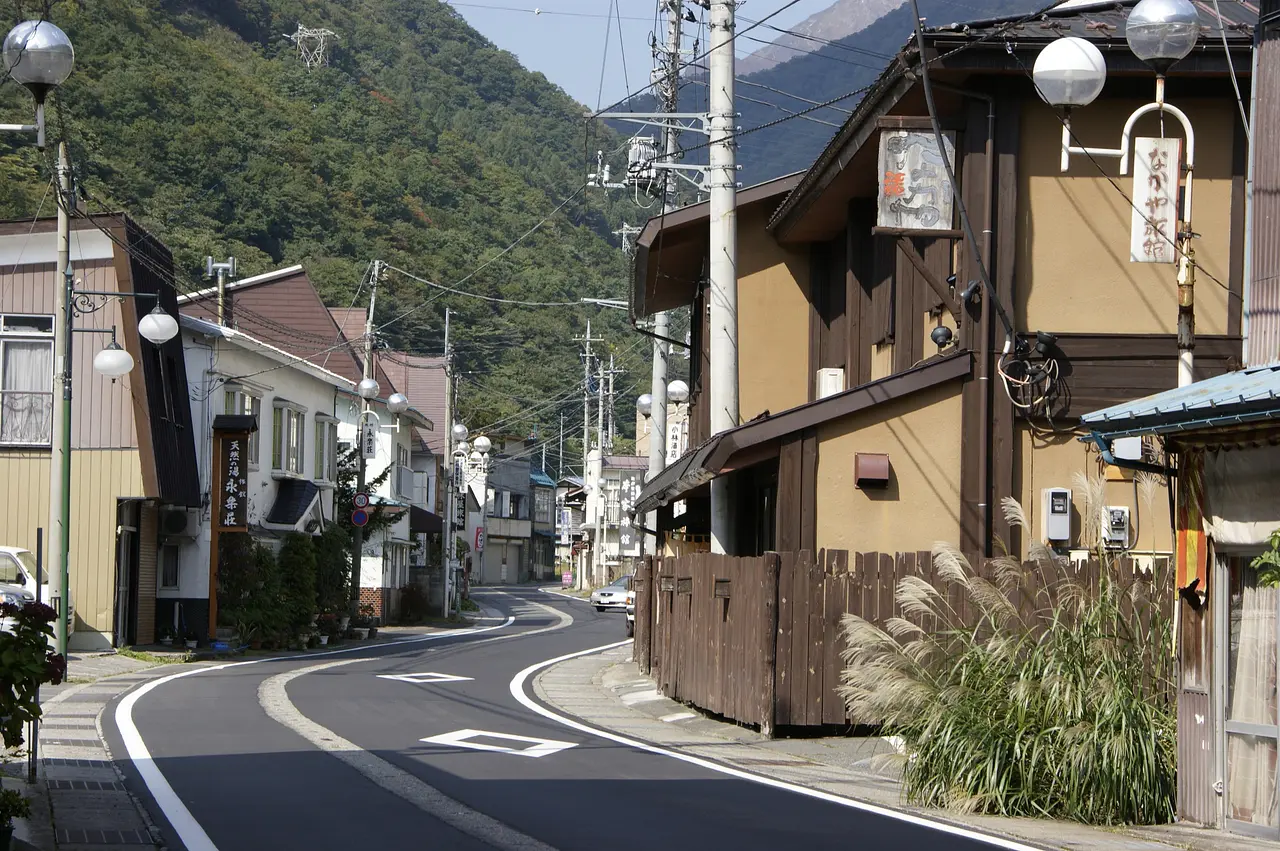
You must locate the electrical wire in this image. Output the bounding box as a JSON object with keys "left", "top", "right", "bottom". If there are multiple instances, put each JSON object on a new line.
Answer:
{"left": 685, "top": 79, "right": 842, "bottom": 128}
{"left": 443, "top": 1, "right": 650, "bottom": 20}
{"left": 736, "top": 12, "right": 894, "bottom": 61}
{"left": 595, "top": 0, "right": 614, "bottom": 112}
{"left": 613, "top": 0, "right": 631, "bottom": 104}
{"left": 1211, "top": 0, "right": 1251, "bottom": 142}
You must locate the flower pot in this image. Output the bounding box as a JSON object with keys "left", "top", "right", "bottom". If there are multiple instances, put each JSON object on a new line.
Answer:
{"left": 159, "top": 637, "right": 173, "bottom": 647}
{"left": 184, "top": 640, "right": 198, "bottom": 650}
{"left": 318, "top": 635, "right": 329, "bottom": 646}
{"left": 339, "top": 616, "right": 351, "bottom": 631}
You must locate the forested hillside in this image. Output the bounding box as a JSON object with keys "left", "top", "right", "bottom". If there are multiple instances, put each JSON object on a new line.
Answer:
{"left": 0, "top": 0, "right": 649, "bottom": 451}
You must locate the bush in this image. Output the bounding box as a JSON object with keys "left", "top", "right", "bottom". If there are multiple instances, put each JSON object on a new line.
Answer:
{"left": 278, "top": 533, "right": 317, "bottom": 631}
{"left": 0, "top": 601, "right": 65, "bottom": 749}
{"left": 219, "top": 535, "right": 287, "bottom": 642}
{"left": 313, "top": 524, "right": 351, "bottom": 614}
{"left": 398, "top": 582, "right": 429, "bottom": 624}
{"left": 839, "top": 483, "right": 1175, "bottom": 826}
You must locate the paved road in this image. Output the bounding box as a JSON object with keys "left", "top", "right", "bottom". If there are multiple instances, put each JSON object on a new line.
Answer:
{"left": 103, "top": 587, "right": 1026, "bottom": 851}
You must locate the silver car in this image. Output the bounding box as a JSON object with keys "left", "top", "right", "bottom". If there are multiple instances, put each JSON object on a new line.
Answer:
{"left": 590, "top": 575, "right": 633, "bottom": 612}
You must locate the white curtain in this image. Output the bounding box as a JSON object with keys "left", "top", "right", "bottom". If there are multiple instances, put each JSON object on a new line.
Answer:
{"left": 1, "top": 341, "right": 53, "bottom": 444}
{"left": 1228, "top": 568, "right": 1279, "bottom": 826}
{"left": 1205, "top": 448, "right": 1280, "bottom": 547}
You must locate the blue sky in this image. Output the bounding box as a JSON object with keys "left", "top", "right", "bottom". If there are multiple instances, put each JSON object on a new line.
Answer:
{"left": 443, "top": 0, "right": 833, "bottom": 108}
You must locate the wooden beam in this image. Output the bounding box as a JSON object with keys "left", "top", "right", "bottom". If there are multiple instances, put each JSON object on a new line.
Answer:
{"left": 875, "top": 115, "right": 966, "bottom": 131}
{"left": 873, "top": 226, "right": 963, "bottom": 239}
{"left": 896, "top": 235, "right": 961, "bottom": 323}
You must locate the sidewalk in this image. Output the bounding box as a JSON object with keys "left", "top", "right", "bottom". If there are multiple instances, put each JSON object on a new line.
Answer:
{"left": 534, "top": 645, "right": 1280, "bottom": 851}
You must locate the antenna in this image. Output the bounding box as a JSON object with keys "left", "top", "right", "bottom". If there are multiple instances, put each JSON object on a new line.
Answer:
{"left": 286, "top": 24, "right": 338, "bottom": 70}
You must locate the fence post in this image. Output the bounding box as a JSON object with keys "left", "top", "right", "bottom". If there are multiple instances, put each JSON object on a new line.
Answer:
{"left": 636, "top": 556, "right": 653, "bottom": 674}
{"left": 760, "top": 551, "right": 781, "bottom": 738}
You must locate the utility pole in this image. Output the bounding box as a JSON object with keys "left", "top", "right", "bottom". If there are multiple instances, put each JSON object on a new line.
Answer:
{"left": 708, "top": 0, "right": 738, "bottom": 554}
{"left": 350, "top": 260, "right": 380, "bottom": 620}
{"left": 574, "top": 320, "right": 601, "bottom": 589}
{"left": 594, "top": 358, "right": 607, "bottom": 586}
{"left": 606, "top": 352, "right": 616, "bottom": 452}
{"left": 558, "top": 412, "right": 564, "bottom": 480}
{"left": 441, "top": 307, "right": 454, "bottom": 616}
{"left": 48, "top": 142, "right": 71, "bottom": 658}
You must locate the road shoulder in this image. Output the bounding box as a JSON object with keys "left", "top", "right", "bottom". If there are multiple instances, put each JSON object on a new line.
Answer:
{"left": 533, "top": 645, "right": 1265, "bottom": 851}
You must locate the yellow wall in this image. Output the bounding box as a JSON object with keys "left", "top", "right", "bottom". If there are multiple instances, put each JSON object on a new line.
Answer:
{"left": 814, "top": 381, "right": 963, "bottom": 553}
{"left": 737, "top": 206, "right": 811, "bottom": 420}
{"left": 0, "top": 449, "right": 145, "bottom": 650}
{"left": 1017, "top": 98, "right": 1234, "bottom": 335}
{"left": 1015, "top": 427, "right": 1172, "bottom": 556}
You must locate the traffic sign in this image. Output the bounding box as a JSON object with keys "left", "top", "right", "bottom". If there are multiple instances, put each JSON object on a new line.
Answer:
{"left": 352, "top": 509, "right": 369, "bottom": 527}
{"left": 353, "top": 492, "right": 370, "bottom": 509}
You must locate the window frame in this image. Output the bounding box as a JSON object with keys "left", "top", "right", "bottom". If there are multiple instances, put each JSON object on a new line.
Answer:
{"left": 160, "top": 541, "right": 180, "bottom": 589}
{"left": 223, "top": 386, "right": 262, "bottom": 467}
{"left": 313, "top": 416, "right": 338, "bottom": 483}
{"left": 271, "top": 401, "right": 306, "bottom": 476}
{"left": 0, "top": 313, "right": 55, "bottom": 448}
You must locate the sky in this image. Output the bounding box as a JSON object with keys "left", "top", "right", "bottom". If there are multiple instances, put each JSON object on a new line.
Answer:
{"left": 442, "top": 0, "right": 835, "bottom": 109}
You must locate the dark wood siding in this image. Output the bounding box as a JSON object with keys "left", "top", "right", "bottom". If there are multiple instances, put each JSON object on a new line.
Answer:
{"left": 775, "top": 428, "right": 817, "bottom": 553}
{"left": 687, "top": 280, "right": 711, "bottom": 448}
{"left": 809, "top": 235, "right": 848, "bottom": 400}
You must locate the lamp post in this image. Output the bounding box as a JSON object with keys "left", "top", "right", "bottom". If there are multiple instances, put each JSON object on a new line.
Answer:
{"left": 445, "top": 422, "right": 468, "bottom": 615}
{"left": 465, "top": 435, "right": 491, "bottom": 599}
{"left": 1, "top": 20, "right": 74, "bottom": 149}
{"left": 1032, "top": 0, "right": 1201, "bottom": 386}
{"left": 636, "top": 379, "right": 690, "bottom": 556}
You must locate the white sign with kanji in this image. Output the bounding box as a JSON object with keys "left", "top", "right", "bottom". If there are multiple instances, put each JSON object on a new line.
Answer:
{"left": 1130, "top": 136, "right": 1182, "bottom": 264}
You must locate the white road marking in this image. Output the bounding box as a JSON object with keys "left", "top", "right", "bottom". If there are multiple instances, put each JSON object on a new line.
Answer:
{"left": 377, "top": 672, "right": 474, "bottom": 684}
{"left": 659, "top": 712, "right": 699, "bottom": 723}
{"left": 419, "top": 728, "right": 577, "bottom": 759}
{"left": 115, "top": 617, "right": 514, "bottom": 851}
{"left": 261, "top": 661, "right": 555, "bottom": 851}
{"left": 509, "top": 641, "right": 1051, "bottom": 851}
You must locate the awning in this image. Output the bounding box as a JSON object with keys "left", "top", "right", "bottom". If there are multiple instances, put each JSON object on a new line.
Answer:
{"left": 262, "top": 479, "right": 323, "bottom": 535}
{"left": 633, "top": 350, "right": 972, "bottom": 515}
{"left": 410, "top": 505, "right": 442, "bottom": 534}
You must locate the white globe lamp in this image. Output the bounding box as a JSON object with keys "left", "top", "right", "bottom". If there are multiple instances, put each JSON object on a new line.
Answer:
{"left": 2, "top": 21, "right": 74, "bottom": 94}
{"left": 137, "top": 305, "right": 180, "bottom": 345}
{"left": 93, "top": 341, "right": 134, "bottom": 377}
{"left": 636, "top": 393, "right": 653, "bottom": 417}
{"left": 452, "top": 423, "right": 469, "bottom": 443}
{"left": 357, "top": 377, "right": 379, "bottom": 400}
{"left": 473, "top": 435, "right": 492, "bottom": 455}
{"left": 1032, "top": 37, "right": 1107, "bottom": 108}
{"left": 667, "top": 379, "right": 690, "bottom": 404}
{"left": 387, "top": 392, "right": 409, "bottom": 414}
{"left": 1126, "top": 0, "right": 1200, "bottom": 73}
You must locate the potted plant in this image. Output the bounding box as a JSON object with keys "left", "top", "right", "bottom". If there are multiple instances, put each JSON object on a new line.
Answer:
{"left": 157, "top": 625, "right": 174, "bottom": 647}
{"left": 183, "top": 630, "right": 199, "bottom": 650}
{"left": 0, "top": 788, "right": 31, "bottom": 849}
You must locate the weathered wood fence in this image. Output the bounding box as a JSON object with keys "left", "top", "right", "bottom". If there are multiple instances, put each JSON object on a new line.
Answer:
{"left": 632, "top": 549, "right": 1172, "bottom": 733}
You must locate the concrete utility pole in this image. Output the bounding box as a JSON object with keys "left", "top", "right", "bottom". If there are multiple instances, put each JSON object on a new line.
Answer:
{"left": 350, "top": 261, "right": 380, "bottom": 620}
{"left": 708, "top": 0, "right": 738, "bottom": 554}
{"left": 606, "top": 352, "right": 616, "bottom": 452}
{"left": 441, "top": 307, "right": 454, "bottom": 615}
{"left": 48, "top": 142, "right": 70, "bottom": 658}
{"left": 595, "top": 358, "right": 607, "bottom": 585}
{"left": 574, "top": 319, "right": 601, "bottom": 589}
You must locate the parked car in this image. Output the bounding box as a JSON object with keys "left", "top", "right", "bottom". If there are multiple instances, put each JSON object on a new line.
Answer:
{"left": 590, "top": 574, "right": 633, "bottom": 612}
{"left": 625, "top": 590, "right": 636, "bottom": 637}
{"left": 0, "top": 546, "right": 73, "bottom": 636}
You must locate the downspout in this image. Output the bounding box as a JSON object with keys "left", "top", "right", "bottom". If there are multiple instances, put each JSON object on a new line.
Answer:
{"left": 1242, "top": 31, "right": 1260, "bottom": 364}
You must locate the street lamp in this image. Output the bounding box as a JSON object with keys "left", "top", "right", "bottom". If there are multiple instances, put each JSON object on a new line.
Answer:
{"left": 1032, "top": 0, "right": 1201, "bottom": 387}
{"left": 387, "top": 392, "right": 409, "bottom": 415}
{"left": 357, "top": 377, "right": 380, "bottom": 400}
{"left": 91, "top": 339, "right": 133, "bottom": 378}
{"left": 667, "top": 379, "right": 690, "bottom": 403}
{"left": 636, "top": 393, "right": 653, "bottom": 418}
{"left": 1, "top": 20, "right": 74, "bottom": 148}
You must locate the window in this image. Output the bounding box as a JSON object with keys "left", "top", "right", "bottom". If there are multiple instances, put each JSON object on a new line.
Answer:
{"left": 224, "top": 388, "right": 261, "bottom": 466}
{"left": 314, "top": 419, "right": 338, "bottom": 482}
{"left": 272, "top": 405, "right": 305, "bottom": 475}
{"left": 511, "top": 493, "right": 527, "bottom": 520}
{"left": 161, "top": 542, "right": 179, "bottom": 589}
{"left": 535, "top": 488, "right": 553, "bottom": 524}
{"left": 0, "top": 554, "right": 23, "bottom": 585}
{"left": 0, "top": 314, "right": 54, "bottom": 445}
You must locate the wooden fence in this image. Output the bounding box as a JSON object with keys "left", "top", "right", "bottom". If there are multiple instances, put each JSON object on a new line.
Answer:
{"left": 633, "top": 549, "right": 1172, "bottom": 732}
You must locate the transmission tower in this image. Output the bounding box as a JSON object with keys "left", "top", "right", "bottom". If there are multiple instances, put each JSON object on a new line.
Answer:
{"left": 286, "top": 24, "right": 338, "bottom": 70}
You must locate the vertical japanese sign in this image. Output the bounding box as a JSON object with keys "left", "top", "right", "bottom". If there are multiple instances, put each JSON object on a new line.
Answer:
{"left": 616, "top": 471, "right": 643, "bottom": 555}
{"left": 666, "top": 418, "right": 685, "bottom": 465}
{"left": 1130, "top": 137, "right": 1181, "bottom": 264}
{"left": 216, "top": 432, "right": 250, "bottom": 532}
{"left": 362, "top": 422, "right": 378, "bottom": 460}
{"left": 877, "top": 129, "right": 955, "bottom": 231}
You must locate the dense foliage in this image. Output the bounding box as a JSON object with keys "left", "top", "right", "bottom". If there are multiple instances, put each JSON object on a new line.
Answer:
{"left": 0, "top": 600, "right": 66, "bottom": 749}
{"left": 0, "top": 0, "right": 651, "bottom": 460}
{"left": 839, "top": 487, "right": 1176, "bottom": 825}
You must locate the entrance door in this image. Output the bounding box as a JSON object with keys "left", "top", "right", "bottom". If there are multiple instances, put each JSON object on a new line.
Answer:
{"left": 1223, "top": 553, "right": 1280, "bottom": 837}
{"left": 113, "top": 501, "right": 139, "bottom": 648}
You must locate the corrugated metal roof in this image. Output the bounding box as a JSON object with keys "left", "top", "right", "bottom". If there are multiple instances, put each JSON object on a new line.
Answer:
{"left": 926, "top": 0, "right": 1256, "bottom": 40}
{"left": 1082, "top": 362, "right": 1280, "bottom": 434}
{"left": 530, "top": 470, "right": 557, "bottom": 488}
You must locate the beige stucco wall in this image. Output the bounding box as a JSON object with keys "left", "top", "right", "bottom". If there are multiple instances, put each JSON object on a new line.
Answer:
{"left": 0, "top": 449, "right": 145, "bottom": 650}
{"left": 1017, "top": 98, "right": 1234, "bottom": 335}
{"left": 1014, "top": 426, "right": 1172, "bottom": 555}
{"left": 737, "top": 206, "right": 811, "bottom": 420}
{"left": 814, "top": 381, "right": 963, "bottom": 553}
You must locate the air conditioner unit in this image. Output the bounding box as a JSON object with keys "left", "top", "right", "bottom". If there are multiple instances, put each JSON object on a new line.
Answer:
{"left": 159, "top": 508, "right": 200, "bottom": 540}
{"left": 816, "top": 367, "right": 845, "bottom": 399}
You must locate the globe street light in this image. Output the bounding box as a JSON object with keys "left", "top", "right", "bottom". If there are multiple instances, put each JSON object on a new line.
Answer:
{"left": 452, "top": 422, "right": 469, "bottom": 443}
{"left": 473, "top": 435, "right": 492, "bottom": 455}
{"left": 357, "top": 377, "right": 380, "bottom": 400}
{"left": 667, "top": 379, "right": 690, "bottom": 403}
{"left": 91, "top": 339, "right": 133, "bottom": 378}
{"left": 1, "top": 20, "right": 74, "bottom": 148}
{"left": 1126, "top": 0, "right": 1200, "bottom": 74}
{"left": 636, "top": 393, "right": 653, "bottom": 418}
{"left": 138, "top": 303, "right": 180, "bottom": 345}
{"left": 387, "top": 392, "right": 410, "bottom": 415}
{"left": 1032, "top": 37, "right": 1106, "bottom": 109}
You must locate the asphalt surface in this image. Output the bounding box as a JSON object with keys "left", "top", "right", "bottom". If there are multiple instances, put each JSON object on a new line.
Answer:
{"left": 102, "top": 587, "right": 1023, "bottom": 851}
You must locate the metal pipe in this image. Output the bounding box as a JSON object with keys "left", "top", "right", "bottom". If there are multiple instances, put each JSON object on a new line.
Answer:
{"left": 1242, "top": 31, "right": 1260, "bottom": 364}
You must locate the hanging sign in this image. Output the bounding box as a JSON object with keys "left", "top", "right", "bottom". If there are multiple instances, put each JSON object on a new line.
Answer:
{"left": 362, "top": 422, "right": 378, "bottom": 460}
{"left": 216, "top": 432, "right": 250, "bottom": 532}
{"left": 877, "top": 129, "right": 955, "bottom": 231}
{"left": 474, "top": 526, "right": 486, "bottom": 553}
{"left": 1130, "top": 136, "right": 1182, "bottom": 264}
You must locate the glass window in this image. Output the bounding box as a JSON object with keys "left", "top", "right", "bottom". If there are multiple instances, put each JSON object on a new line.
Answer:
{"left": 224, "top": 388, "right": 260, "bottom": 465}
{"left": 535, "top": 488, "right": 553, "bottom": 523}
{"left": 0, "top": 314, "right": 54, "bottom": 445}
{"left": 160, "top": 542, "right": 179, "bottom": 589}
{"left": 314, "top": 420, "right": 338, "bottom": 482}
{"left": 272, "top": 406, "right": 304, "bottom": 475}
{"left": 0, "top": 555, "right": 23, "bottom": 585}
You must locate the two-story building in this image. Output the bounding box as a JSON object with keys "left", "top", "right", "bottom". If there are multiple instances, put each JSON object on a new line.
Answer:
{"left": 0, "top": 213, "right": 198, "bottom": 650}
{"left": 531, "top": 469, "right": 557, "bottom": 581}
{"left": 585, "top": 451, "right": 650, "bottom": 584}
{"left": 475, "top": 452, "right": 532, "bottom": 585}
{"left": 634, "top": 1, "right": 1249, "bottom": 567}
{"left": 176, "top": 314, "right": 350, "bottom": 639}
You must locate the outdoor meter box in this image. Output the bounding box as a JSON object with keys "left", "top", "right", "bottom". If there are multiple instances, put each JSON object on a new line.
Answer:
{"left": 1104, "top": 506, "right": 1131, "bottom": 549}
{"left": 1042, "top": 488, "right": 1071, "bottom": 543}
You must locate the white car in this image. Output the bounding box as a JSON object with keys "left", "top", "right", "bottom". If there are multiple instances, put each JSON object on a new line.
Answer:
{"left": 0, "top": 546, "right": 73, "bottom": 636}
{"left": 625, "top": 590, "right": 636, "bottom": 637}
{"left": 590, "top": 575, "right": 633, "bottom": 612}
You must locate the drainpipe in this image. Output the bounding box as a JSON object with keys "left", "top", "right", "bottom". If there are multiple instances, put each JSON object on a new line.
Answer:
{"left": 1242, "top": 31, "right": 1260, "bottom": 364}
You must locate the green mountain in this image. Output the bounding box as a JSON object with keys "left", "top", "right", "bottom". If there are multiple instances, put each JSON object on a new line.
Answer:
{"left": 0, "top": 0, "right": 650, "bottom": 465}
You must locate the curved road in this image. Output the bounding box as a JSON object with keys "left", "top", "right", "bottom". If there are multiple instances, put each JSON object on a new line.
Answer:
{"left": 102, "top": 588, "right": 1025, "bottom": 851}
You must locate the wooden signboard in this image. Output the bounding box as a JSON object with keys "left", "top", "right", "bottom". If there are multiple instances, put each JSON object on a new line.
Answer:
{"left": 1130, "top": 136, "right": 1181, "bottom": 264}
{"left": 877, "top": 129, "right": 956, "bottom": 232}
{"left": 208, "top": 414, "right": 258, "bottom": 640}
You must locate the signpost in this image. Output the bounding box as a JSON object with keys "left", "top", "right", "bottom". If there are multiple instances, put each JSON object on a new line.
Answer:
{"left": 351, "top": 509, "right": 369, "bottom": 527}
{"left": 361, "top": 422, "right": 378, "bottom": 460}
{"left": 209, "top": 415, "right": 257, "bottom": 641}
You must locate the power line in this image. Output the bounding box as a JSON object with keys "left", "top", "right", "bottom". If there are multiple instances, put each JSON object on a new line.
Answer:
{"left": 687, "top": 79, "right": 841, "bottom": 128}
{"left": 443, "top": 1, "right": 651, "bottom": 20}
